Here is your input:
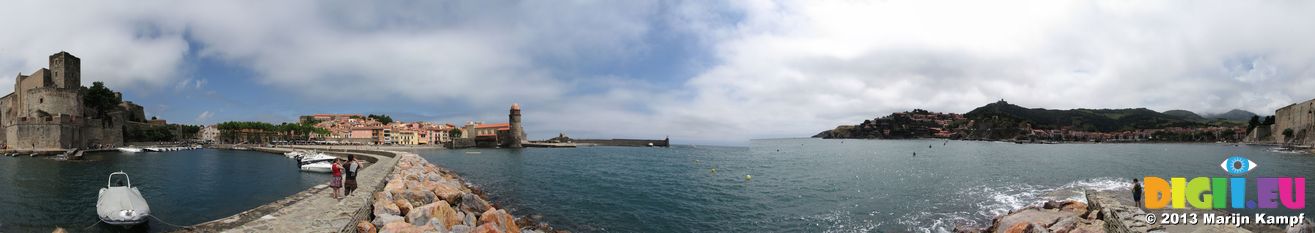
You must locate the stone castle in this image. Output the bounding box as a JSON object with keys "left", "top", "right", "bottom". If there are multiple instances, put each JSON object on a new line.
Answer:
{"left": 0, "top": 52, "right": 145, "bottom": 150}
{"left": 1246, "top": 98, "right": 1315, "bottom": 146}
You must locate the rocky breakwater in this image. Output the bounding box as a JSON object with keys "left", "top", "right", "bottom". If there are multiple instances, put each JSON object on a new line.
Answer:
{"left": 360, "top": 154, "right": 557, "bottom": 233}
{"left": 958, "top": 191, "right": 1163, "bottom": 233}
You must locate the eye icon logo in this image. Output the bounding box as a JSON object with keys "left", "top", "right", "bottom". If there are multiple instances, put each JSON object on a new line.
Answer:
{"left": 1220, "top": 156, "right": 1257, "bottom": 175}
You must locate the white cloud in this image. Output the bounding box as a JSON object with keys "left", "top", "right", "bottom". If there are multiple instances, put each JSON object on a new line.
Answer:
{"left": 645, "top": 0, "right": 1315, "bottom": 142}
{"left": 195, "top": 111, "right": 214, "bottom": 124}
{"left": 3, "top": 0, "right": 1315, "bottom": 144}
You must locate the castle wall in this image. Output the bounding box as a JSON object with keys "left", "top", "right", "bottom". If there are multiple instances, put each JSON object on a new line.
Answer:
{"left": 1274, "top": 99, "right": 1315, "bottom": 145}
{"left": 16, "top": 69, "right": 51, "bottom": 95}
{"left": 80, "top": 110, "right": 126, "bottom": 147}
{"left": 22, "top": 88, "right": 83, "bottom": 118}
{"left": 6, "top": 123, "right": 79, "bottom": 150}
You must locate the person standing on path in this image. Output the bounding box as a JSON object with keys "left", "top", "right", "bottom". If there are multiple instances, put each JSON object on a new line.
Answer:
{"left": 1131, "top": 178, "right": 1142, "bottom": 208}
{"left": 344, "top": 155, "right": 360, "bottom": 196}
{"left": 330, "top": 159, "right": 344, "bottom": 200}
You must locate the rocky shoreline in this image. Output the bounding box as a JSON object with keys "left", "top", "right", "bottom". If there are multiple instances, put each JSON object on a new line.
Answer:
{"left": 360, "top": 153, "right": 562, "bottom": 233}
{"left": 963, "top": 191, "right": 1308, "bottom": 233}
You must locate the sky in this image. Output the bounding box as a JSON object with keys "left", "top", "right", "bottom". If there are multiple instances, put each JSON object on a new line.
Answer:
{"left": 2, "top": 0, "right": 1315, "bottom": 145}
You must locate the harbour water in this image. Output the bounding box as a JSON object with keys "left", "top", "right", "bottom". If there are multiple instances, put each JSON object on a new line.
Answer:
{"left": 0, "top": 149, "right": 329, "bottom": 232}
{"left": 416, "top": 139, "right": 1315, "bottom": 232}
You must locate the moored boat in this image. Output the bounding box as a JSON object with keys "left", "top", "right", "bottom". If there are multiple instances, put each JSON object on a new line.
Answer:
{"left": 96, "top": 171, "right": 151, "bottom": 226}
{"left": 299, "top": 161, "right": 333, "bottom": 173}
{"left": 116, "top": 147, "right": 143, "bottom": 153}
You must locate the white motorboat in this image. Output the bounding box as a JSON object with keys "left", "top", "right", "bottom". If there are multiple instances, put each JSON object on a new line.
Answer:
{"left": 298, "top": 152, "right": 337, "bottom": 164}
{"left": 284, "top": 150, "right": 307, "bottom": 159}
{"left": 299, "top": 161, "right": 333, "bottom": 173}
{"left": 116, "top": 147, "right": 143, "bottom": 153}
{"left": 96, "top": 172, "right": 151, "bottom": 226}
{"left": 142, "top": 147, "right": 162, "bottom": 152}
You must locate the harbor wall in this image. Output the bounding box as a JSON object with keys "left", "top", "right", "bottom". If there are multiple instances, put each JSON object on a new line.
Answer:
{"left": 573, "top": 138, "right": 669, "bottom": 147}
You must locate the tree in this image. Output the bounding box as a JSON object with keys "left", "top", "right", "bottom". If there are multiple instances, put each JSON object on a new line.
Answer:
{"left": 449, "top": 129, "right": 462, "bottom": 139}
{"left": 1263, "top": 116, "right": 1276, "bottom": 125}
{"left": 83, "top": 82, "right": 122, "bottom": 126}
{"left": 367, "top": 114, "right": 394, "bottom": 124}
{"left": 1247, "top": 115, "right": 1261, "bottom": 132}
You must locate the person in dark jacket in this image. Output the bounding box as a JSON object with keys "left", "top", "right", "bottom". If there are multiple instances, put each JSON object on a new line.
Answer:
{"left": 1132, "top": 178, "right": 1142, "bottom": 208}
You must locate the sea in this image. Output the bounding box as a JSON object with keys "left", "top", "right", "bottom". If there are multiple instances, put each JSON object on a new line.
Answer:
{"left": 412, "top": 138, "right": 1315, "bottom": 232}
{"left": 0, "top": 149, "right": 329, "bottom": 233}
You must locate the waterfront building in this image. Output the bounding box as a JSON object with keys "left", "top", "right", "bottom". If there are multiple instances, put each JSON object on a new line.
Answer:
{"left": 198, "top": 125, "right": 220, "bottom": 143}
{"left": 304, "top": 113, "right": 363, "bottom": 123}
{"left": 0, "top": 52, "right": 147, "bottom": 150}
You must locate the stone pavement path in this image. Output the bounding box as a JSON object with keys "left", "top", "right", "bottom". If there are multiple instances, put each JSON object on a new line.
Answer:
{"left": 177, "top": 147, "right": 403, "bottom": 233}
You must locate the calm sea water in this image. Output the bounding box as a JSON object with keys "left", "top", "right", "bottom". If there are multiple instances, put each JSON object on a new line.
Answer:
{"left": 0, "top": 149, "right": 329, "bottom": 232}
{"left": 414, "top": 139, "right": 1315, "bottom": 232}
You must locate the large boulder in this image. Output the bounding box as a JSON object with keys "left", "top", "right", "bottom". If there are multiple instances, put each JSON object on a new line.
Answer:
{"left": 357, "top": 220, "right": 379, "bottom": 233}
{"left": 479, "top": 208, "right": 521, "bottom": 233}
{"left": 470, "top": 223, "right": 500, "bottom": 233}
{"left": 373, "top": 214, "right": 405, "bottom": 229}
{"left": 394, "top": 199, "right": 413, "bottom": 216}
{"left": 432, "top": 183, "right": 464, "bottom": 203}
{"left": 374, "top": 199, "right": 402, "bottom": 216}
{"left": 460, "top": 193, "right": 492, "bottom": 213}
{"left": 406, "top": 203, "right": 436, "bottom": 226}
{"left": 991, "top": 209, "right": 1074, "bottom": 233}
{"left": 380, "top": 221, "right": 419, "bottom": 233}
{"left": 451, "top": 225, "right": 473, "bottom": 233}
{"left": 401, "top": 188, "right": 438, "bottom": 207}
{"left": 430, "top": 200, "right": 463, "bottom": 229}
{"left": 374, "top": 191, "right": 394, "bottom": 203}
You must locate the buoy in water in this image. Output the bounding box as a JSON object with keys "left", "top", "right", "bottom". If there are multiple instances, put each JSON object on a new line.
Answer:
{"left": 745, "top": 175, "right": 753, "bottom": 181}
{"left": 710, "top": 168, "right": 717, "bottom": 174}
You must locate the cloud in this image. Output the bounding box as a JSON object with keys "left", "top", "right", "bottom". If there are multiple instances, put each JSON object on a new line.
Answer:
{"left": 3, "top": 1, "right": 1315, "bottom": 145}
{"left": 645, "top": 0, "right": 1315, "bottom": 142}
{"left": 195, "top": 111, "right": 214, "bottom": 124}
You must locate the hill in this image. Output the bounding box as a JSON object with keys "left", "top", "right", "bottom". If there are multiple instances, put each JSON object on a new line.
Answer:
{"left": 1203, "top": 109, "right": 1257, "bottom": 121}
{"left": 1162, "top": 110, "right": 1206, "bottom": 122}
{"left": 963, "top": 101, "right": 1204, "bottom": 132}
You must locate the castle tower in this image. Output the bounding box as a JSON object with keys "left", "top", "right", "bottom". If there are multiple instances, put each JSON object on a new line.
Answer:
{"left": 49, "top": 51, "right": 80, "bottom": 89}
{"left": 508, "top": 103, "right": 524, "bottom": 148}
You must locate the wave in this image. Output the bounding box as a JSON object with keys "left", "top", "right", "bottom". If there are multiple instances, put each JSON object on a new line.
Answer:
{"left": 902, "top": 177, "right": 1131, "bottom": 233}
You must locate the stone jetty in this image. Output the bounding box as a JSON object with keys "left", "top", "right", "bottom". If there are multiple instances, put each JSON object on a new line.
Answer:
{"left": 177, "top": 146, "right": 399, "bottom": 232}
{"left": 361, "top": 153, "right": 558, "bottom": 233}
{"left": 164, "top": 146, "right": 558, "bottom": 233}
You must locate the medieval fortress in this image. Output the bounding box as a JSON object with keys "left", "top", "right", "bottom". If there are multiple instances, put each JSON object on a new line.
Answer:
{"left": 1, "top": 52, "right": 145, "bottom": 150}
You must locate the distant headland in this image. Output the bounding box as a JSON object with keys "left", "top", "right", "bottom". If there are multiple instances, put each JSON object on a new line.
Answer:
{"left": 813, "top": 99, "right": 1314, "bottom": 147}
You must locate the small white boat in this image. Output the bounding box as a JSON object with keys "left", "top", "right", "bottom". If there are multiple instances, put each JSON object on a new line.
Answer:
{"left": 97, "top": 172, "right": 151, "bottom": 226}
{"left": 116, "top": 147, "right": 143, "bottom": 153}
{"left": 284, "top": 150, "right": 307, "bottom": 158}
{"left": 143, "top": 147, "right": 162, "bottom": 152}
{"left": 299, "top": 161, "right": 333, "bottom": 173}
{"left": 298, "top": 153, "right": 337, "bottom": 164}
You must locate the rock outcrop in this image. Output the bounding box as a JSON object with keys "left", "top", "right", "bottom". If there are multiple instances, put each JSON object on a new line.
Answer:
{"left": 961, "top": 191, "right": 1163, "bottom": 233}
{"left": 368, "top": 154, "right": 560, "bottom": 233}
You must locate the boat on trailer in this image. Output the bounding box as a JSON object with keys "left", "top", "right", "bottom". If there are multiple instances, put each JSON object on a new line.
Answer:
{"left": 96, "top": 171, "right": 151, "bottom": 226}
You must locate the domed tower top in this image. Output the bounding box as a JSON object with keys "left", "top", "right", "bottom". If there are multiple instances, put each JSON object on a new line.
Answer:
{"left": 511, "top": 103, "right": 520, "bottom": 110}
